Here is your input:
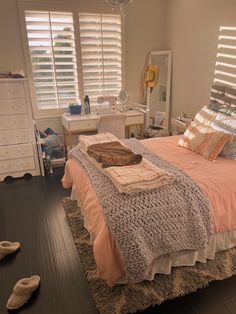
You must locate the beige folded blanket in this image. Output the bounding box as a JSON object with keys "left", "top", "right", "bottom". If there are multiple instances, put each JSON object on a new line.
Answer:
{"left": 79, "top": 132, "right": 118, "bottom": 152}
{"left": 87, "top": 141, "right": 142, "bottom": 168}
{"left": 104, "top": 158, "right": 176, "bottom": 193}
{"left": 79, "top": 132, "right": 175, "bottom": 194}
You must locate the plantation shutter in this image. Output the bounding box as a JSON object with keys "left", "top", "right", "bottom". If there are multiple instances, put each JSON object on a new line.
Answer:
{"left": 215, "top": 26, "right": 236, "bottom": 87}
{"left": 25, "top": 11, "right": 79, "bottom": 109}
{"left": 79, "top": 13, "right": 122, "bottom": 105}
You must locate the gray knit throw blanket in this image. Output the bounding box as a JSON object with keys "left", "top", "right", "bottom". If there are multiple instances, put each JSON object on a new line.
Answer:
{"left": 69, "top": 138, "right": 213, "bottom": 284}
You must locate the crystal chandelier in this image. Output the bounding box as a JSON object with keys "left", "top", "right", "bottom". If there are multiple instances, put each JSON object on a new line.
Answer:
{"left": 108, "top": 0, "right": 133, "bottom": 15}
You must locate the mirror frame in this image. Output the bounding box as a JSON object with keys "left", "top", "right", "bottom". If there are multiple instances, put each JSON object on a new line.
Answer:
{"left": 146, "top": 50, "right": 172, "bottom": 133}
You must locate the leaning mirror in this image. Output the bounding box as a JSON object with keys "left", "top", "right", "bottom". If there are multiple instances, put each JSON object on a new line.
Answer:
{"left": 146, "top": 50, "right": 172, "bottom": 135}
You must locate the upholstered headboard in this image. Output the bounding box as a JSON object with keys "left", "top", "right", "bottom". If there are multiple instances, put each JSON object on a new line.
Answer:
{"left": 210, "top": 85, "right": 236, "bottom": 107}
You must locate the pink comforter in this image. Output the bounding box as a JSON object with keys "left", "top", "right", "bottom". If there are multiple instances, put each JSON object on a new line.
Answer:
{"left": 62, "top": 136, "right": 236, "bottom": 286}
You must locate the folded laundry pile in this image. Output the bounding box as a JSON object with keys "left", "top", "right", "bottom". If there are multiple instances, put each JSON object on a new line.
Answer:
{"left": 70, "top": 132, "right": 176, "bottom": 194}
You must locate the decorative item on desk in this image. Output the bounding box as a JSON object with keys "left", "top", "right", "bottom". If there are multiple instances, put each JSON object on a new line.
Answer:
{"left": 96, "top": 96, "right": 117, "bottom": 114}
{"left": 69, "top": 103, "right": 81, "bottom": 115}
{"left": 84, "top": 95, "right": 90, "bottom": 114}
{"left": 118, "top": 90, "right": 129, "bottom": 112}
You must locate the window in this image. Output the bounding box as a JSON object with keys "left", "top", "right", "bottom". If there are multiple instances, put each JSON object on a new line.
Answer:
{"left": 79, "top": 13, "right": 122, "bottom": 105}
{"left": 22, "top": 7, "right": 123, "bottom": 113}
{"left": 214, "top": 26, "right": 236, "bottom": 87}
{"left": 25, "top": 11, "right": 79, "bottom": 109}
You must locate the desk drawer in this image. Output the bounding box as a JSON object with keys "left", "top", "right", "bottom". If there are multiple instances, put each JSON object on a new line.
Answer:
{"left": 0, "top": 157, "right": 35, "bottom": 174}
{"left": 0, "top": 129, "right": 32, "bottom": 146}
{"left": 0, "top": 115, "right": 30, "bottom": 131}
{"left": 0, "top": 99, "right": 27, "bottom": 115}
{"left": 0, "top": 143, "right": 34, "bottom": 160}
{"left": 126, "top": 115, "right": 144, "bottom": 126}
{"left": 0, "top": 82, "right": 25, "bottom": 99}
{"left": 69, "top": 119, "right": 97, "bottom": 131}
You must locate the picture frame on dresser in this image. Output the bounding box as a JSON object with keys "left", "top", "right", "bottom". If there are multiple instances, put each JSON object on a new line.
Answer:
{"left": 0, "top": 78, "right": 41, "bottom": 182}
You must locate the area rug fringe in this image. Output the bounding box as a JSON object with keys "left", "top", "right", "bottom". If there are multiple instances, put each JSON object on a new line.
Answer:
{"left": 63, "top": 198, "right": 236, "bottom": 314}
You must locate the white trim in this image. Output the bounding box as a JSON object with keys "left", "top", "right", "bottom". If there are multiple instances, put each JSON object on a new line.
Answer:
{"left": 146, "top": 50, "right": 172, "bottom": 132}
{"left": 73, "top": 6, "right": 85, "bottom": 102}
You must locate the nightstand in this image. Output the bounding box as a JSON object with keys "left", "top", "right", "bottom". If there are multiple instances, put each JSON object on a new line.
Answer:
{"left": 171, "top": 118, "right": 191, "bottom": 135}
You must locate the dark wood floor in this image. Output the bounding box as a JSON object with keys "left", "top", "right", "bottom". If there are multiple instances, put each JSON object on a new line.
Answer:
{"left": 0, "top": 168, "right": 236, "bottom": 314}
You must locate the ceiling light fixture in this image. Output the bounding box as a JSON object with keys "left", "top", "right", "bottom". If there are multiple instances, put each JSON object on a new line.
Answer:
{"left": 108, "top": 0, "right": 133, "bottom": 16}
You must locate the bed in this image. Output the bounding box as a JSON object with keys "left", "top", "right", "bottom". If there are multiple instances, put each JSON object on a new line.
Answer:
{"left": 62, "top": 85, "right": 236, "bottom": 287}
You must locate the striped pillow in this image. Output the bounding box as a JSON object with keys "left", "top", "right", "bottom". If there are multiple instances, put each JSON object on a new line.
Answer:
{"left": 178, "top": 122, "right": 233, "bottom": 161}
{"left": 194, "top": 106, "right": 217, "bottom": 127}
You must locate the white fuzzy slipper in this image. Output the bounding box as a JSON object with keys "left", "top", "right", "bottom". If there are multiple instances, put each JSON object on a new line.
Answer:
{"left": 6, "top": 275, "right": 40, "bottom": 310}
{"left": 0, "top": 241, "right": 21, "bottom": 260}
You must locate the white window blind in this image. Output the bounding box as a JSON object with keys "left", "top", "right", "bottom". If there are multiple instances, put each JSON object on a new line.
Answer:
{"left": 25, "top": 11, "right": 79, "bottom": 109}
{"left": 215, "top": 26, "right": 236, "bottom": 87}
{"left": 79, "top": 13, "right": 122, "bottom": 105}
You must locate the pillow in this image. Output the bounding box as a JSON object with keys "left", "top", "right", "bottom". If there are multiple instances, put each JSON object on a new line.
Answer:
{"left": 194, "top": 106, "right": 217, "bottom": 127}
{"left": 208, "top": 101, "right": 236, "bottom": 117}
{"left": 178, "top": 121, "right": 233, "bottom": 161}
{"left": 219, "top": 137, "right": 236, "bottom": 160}
{"left": 211, "top": 113, "right": 236, "bottom": 160}
{"left": 211, "top": 112, "right": 236, "bottom": 135}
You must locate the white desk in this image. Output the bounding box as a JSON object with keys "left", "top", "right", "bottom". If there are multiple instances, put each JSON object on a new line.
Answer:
{"left": 62, "top": 110, "right": 144, "bottom": 147}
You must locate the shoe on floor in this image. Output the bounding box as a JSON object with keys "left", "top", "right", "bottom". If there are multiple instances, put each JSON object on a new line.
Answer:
{"left": 6, "top": 275, "right": 40, "bottom": 310}
{"left": 0, "top": 241, "right": 21, "bottom": 260}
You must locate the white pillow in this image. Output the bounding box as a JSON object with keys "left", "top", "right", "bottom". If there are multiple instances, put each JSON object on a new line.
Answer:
{"left": 212, "top": 112, "right": 236, "bottom": 135}
{"left": 211, "top": 113, "right": 236, "bottom": 160}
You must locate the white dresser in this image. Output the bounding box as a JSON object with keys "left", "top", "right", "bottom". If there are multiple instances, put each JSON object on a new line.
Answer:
{"left": 0, "top": 79, "right": 40, "bottom": 181}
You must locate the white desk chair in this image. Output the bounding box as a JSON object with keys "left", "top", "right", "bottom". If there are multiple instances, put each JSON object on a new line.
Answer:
{"left": 97, "top": 113, "right": 126, "bottom": 139}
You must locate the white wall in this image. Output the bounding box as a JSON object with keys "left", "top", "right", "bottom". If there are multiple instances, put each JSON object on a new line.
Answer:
{"left": 166, "top": 0, "right": 236, "bottom": 118}
{"left": 125, "top": 0, "right": 167, "bottom": 104}
{"left": 0, "top": 0, "right": 26, "bottom": 72}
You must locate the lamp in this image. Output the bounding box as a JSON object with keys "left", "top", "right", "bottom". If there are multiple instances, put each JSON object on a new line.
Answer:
{"left": 108, "top": 0, "right": 133, "bottom": 15}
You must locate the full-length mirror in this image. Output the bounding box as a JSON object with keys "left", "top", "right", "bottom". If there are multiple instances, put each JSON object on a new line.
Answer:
{"left": 146, "top": 50, "right": 172, "bottom": 134}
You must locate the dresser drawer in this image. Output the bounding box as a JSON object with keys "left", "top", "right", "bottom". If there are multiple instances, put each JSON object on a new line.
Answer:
{"left": 0, "top": 129, "right": 32, "bottom": 146}
{"left": 0, "top": 99, "right": 27, "bottom": 115}
{"left": 0, "top": 115, "right": 30, "bottom": 131}
{"left": 70, "top": 119, "right": 98, "bottom": 131}
{"left": 0, "top": 143, "right": 34, "bottom": 160}
{"left": 0, "top": 82, "right": 25, "bottom": 99}
{"left": 17, "top": 157, "right": 35, "bottom": 171}
{"left": 0, "top": 157, "right": 35, "bottom": 174}
{"left": 0, "top": 160, "right": 14, "bottom": 174}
